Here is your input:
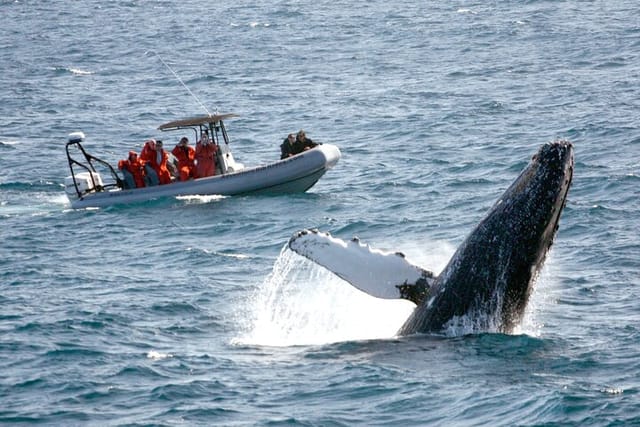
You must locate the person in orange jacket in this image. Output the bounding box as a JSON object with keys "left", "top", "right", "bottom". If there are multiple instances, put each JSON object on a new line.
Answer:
{"left": 171, "top": 137, "right": 198, "bottom": 181}
{"left": 140, "top": 139, "right": 171, "bottom": 185}
{"left": 195, "top": 131, "right": 217, "bottom": 178}
{"left": 118, "top": 151, "right": 146, "bottom": 189}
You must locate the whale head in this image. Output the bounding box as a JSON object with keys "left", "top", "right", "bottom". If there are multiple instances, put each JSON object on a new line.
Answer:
{"left": 398, "top": 140, "right": 574, "bottom": 335}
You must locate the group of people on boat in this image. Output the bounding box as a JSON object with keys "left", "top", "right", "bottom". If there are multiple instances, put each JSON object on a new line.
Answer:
{"left": 117, "top": 128, "right": 318, "bottom": 189}
{"left": 118, "top": 132, "right": 218, "bottom": 189}
{"left": 280, "top": 129, "right": 317, "bottom": 160}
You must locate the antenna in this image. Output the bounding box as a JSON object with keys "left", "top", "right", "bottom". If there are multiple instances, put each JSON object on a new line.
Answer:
{"left": 145, "top": 50, "right": 215, "bottom": 116}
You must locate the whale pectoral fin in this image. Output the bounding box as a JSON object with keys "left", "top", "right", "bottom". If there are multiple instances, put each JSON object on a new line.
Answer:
{"left": 288, "top": 229, "right": 435, "bottom": 305}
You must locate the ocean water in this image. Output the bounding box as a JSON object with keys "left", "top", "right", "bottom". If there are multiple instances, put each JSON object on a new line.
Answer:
{"left": 1, "top": 0, "right": 639, "bottom": 425}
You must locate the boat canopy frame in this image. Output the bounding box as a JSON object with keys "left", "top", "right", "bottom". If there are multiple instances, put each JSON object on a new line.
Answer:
{"left": 65, "top": 136, "right": 123, "bottom": 198}
{"left": 158, "top": 113, "right": 238, "bottom": 148}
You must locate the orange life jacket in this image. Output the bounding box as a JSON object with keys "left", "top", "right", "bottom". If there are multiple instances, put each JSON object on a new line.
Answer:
{"left": 172, "top": 144, "right": 197, "bottom": 181}
{"left": 140, "top": 142, "right": 171, "bottom": 185}
{"left": 196, "top": 141, "right": 217, "bottom": 178}
{"left": 118, "top": 151, "right": 146, "bottom": 188}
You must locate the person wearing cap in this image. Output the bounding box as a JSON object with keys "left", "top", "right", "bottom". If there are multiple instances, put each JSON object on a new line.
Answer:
{"left": 118, "top": 151, "right": 146, "bottom": 189}
{"left": 140, "top": 139, "right": 171, "bottom": 185}
{"left": 196, "top": 131, "right": 217, "bottom": 177}
{"left": 172, "top": 136, "right": 197, "bottom": 181}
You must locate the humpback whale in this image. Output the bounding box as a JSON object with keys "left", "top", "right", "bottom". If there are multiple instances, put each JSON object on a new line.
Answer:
{"left": 289, "top": 140, "right": 574, "bottom": 335}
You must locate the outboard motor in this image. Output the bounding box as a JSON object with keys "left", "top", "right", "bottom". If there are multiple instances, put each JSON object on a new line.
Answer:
{"left": 64, "top": 172, "right": 104, "bottom": 197}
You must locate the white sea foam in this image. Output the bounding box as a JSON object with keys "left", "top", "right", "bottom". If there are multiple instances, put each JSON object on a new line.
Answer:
{"left": 175, "top": 194, "right": 226, "bottom": 204}
{"left": 147, "top": 350, "right": 172, "bottom": 360}
{"left": 237, "top": 245, "right": 415, "bottom": 347}
{"left": 68, "top": 67, "right": 93, "bottom": 76}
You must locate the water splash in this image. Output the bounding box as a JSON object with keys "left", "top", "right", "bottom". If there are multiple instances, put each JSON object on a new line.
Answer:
{"left": 50, "top": 66, "right": 93, "bottom": 76}
{"left": 236, "top": 239, "right": 549, "bottom": 346}
{"left": 175, "top": 194, "right": 226, "bottom": 204}
{"left": 147, "top": 350, "right": 172, "bottom": 360}
{"left": 237, "top": 245, "right": 415, "bottom": 347}
{"left": 441, "top": 270, "right": 549, "bottom": 338}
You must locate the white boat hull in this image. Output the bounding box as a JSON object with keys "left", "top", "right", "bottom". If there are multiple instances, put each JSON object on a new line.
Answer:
{"left": 67, "top": 144, "right": 340, "bottom": 209}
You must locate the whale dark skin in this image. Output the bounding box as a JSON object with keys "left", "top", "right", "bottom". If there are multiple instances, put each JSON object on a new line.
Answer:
{"left": 288, "top": 141, "right": 574, "bottom": 335}
{"left": 398, "top": 140, "right": 574, "bottom": 335}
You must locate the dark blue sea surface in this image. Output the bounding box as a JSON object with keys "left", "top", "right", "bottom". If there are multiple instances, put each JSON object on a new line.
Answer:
{"left": 1, "top": 1, "right": 639, "bottom": 425}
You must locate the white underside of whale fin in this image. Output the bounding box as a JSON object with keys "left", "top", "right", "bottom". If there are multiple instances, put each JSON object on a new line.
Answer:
{"left": 288, "top": 229, "right": 435, "bottom": 304}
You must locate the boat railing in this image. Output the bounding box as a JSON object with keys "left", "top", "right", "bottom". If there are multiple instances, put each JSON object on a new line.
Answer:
{"left": 65, "top": 135, "right": 123, "bottom": 198}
